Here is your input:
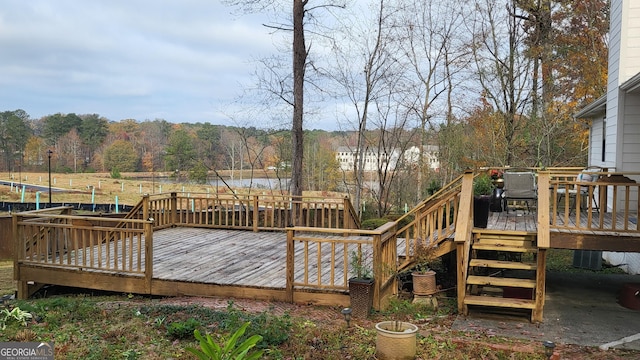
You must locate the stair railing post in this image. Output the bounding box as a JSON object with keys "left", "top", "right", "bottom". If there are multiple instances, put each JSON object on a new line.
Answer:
{"left": 142, "top": 194, "right": 149, "bottom": 223}
{"left": 537, "top": 171, "right": 550, "bottom": 248}
{"left": 454, "top": 170, "right": 475, "bottom": 315}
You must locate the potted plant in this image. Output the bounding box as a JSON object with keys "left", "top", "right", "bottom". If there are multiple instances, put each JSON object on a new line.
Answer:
{"left": 473, "top": 173, "right": 494, "bottom": 228}
{"left": 490, "top": 169, "right": 504, "bottom": 188}
{"left": 411, "top": 242, "right": 438, "bottom": 297}
{"left": 375, "top": 318, "right": 419, "bottom": 360}
{"left": 348, "top": 250, "right": 374, "bottom": 319}
{"left": 375, "top": 320, "right": 418, "bottom": 360}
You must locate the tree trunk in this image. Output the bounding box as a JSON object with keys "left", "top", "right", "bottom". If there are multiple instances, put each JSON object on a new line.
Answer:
{"left": 291, "top": 0, "right": 306, "bottom": 223}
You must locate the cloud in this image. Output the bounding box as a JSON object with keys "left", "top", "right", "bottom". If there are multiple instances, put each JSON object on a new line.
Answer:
{"left": 0, "top": 0, "right": 287, "bottom": 126}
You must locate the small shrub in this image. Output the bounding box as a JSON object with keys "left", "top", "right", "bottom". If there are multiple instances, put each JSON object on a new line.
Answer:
{"left": 361, "top": 218, "right": 388, "bottom": 230}
{"left": 187, "top": 322, "right": 264, "bottom": 360}
{"left": 111, "top": 168, "right": 122, "bottom": 179}
{"left": 0, "top": 307, "right": 33, "bottom": 330}
{"left": 167, "top": 318, "right": 200, "bottom": 339}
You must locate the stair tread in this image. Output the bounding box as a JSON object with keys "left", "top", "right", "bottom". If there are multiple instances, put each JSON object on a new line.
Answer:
{"left": 472, "top": 244, "right": 537, "bottom": 253}
{"left": 464, "top": 295, "right": 536, "bottom": 309}
{"left": 469, "top": 259, "right": 537, "bottom": 270}
{"left": 473, "top": 229, "right": 532, "bottom": 237}
{"left": 467, "top": 275, "right": 536, "bottom": 288}
{"left": 476, "top": 239, "right": 533, "bottom": 247}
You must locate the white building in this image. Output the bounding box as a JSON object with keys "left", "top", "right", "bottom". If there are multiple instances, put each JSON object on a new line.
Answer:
{"left": 335, "top": 146, "right": 401, "bottom": 171}
{"left": 336, "top": 145, "right": 439, "bottom": 172}
{"left": 403, "top": 145, "right": 440, "bottom": 171}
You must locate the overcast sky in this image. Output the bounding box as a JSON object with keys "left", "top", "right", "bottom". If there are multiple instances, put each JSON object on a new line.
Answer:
{"left": 0, "top": 1, "right": 310, "bottom": 128}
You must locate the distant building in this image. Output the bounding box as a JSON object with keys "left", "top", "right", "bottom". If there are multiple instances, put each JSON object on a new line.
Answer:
{"left": 335, "top": 145, "right": 439, "bottom": 172}
{"left": 335, "top": 146, "right": 400, "bottom": 171}
{"left": 403, "top": 145, "right": 440, "bottom": 171}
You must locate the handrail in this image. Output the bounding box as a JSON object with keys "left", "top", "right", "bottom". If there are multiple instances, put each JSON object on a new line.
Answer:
{"left": 549, "top": 171, "right": 640, "bottom": 236}
{"left": 14, "top": 212, "right": 153, "bottom": 280}
{"left": 285, "top": 222, "right": 397, "bottom": 310}
{"left": 129, "top": 192, "right": 357, "bottom": 231}
{"left": 396, "top": 183, "right": 462, "bottom": 271}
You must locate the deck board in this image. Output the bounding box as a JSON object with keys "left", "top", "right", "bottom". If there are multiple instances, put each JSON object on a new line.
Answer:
{"left": 487, "top": 210, "right": 638, "bottom": 234}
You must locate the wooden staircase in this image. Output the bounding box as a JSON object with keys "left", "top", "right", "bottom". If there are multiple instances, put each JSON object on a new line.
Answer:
{"left": 462, "top": 229, "right": 546, "bottom": 322}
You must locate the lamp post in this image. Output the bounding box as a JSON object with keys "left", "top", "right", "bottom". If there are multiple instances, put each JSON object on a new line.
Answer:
{"left": 341, "top": 307, "right": 352, "bottom": 328}
{"left": 543, "top": 340, "right": 556, "bottom": 359}
{"left": 47, "top": 150, "right": 53, "bottom": 207}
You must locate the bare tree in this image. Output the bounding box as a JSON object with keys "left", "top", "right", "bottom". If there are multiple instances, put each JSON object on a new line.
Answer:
{"left": 327, "top": 0, "right": 403, "bottom": 216}
{"left": 394, "top": 0, "right": 470, "bottom": 200}
{"left": 223, "top": 0, "right": 345, "bottom": 225}
{"left": 471, "top": 0, "right": 534, "bottom": 166}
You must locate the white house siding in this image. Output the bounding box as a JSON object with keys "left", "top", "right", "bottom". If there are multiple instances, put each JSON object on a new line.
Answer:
{"left": 601, "top": 1, "right": 640, "bottom": 272}
{"left": 588, "top": 116, "right": 605, "bottom": 167}
{"left": 602, "top": 252, "right": 640, "bottom": 275}
{"left": 622, "top": 92, "right": 640, "bottom": 172}
{"left": 623, "top": 1, "right": 640, "bottom": 81}
{"left": 605, "top": 1, "right": 622, "bottom": 170}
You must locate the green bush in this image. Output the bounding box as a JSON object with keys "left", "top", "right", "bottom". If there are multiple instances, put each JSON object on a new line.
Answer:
{"left": 361, "top": 218, "right": 388, "bottom": 230}
{"left": 473, "top": 174, "right": 494, "bottom": 196}
{"left": 167, "top": 318, "right": 200, "bottom": 339}
{"left": 110, "top": 168, "right": 122, "bottom": 179}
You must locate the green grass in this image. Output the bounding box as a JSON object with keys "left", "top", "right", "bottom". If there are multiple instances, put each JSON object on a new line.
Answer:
{"left": 0, "top": 260, "right": 14, "bottom": 296}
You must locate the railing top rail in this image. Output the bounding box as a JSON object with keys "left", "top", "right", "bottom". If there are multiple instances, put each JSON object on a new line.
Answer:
{"left": 289, "top": 221, "right": 395, "bottom": 236}
{"left": 15, "top": 206, "right": 73, "bottom": 215}
{"left": 156, "top": 192, "right": 348, "bottom": 202}
{"left": 16, "top": 213, "right": 152, "bottom": 224}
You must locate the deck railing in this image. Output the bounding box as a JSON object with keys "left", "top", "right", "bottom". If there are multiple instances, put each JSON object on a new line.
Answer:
{"left": 285, "top": 222, "right": 397, "bottom": 310}
{"left": 129, "top": 192, "right": 358, "bottom": 231}
{"left": 538, "top": 171, "right": 640, "bottom": 246}
{"left": 395, "top": 174, "right": 463, "bottom": 270}
{"left": 14, "top": 211, "right": 153, "bottom": 281}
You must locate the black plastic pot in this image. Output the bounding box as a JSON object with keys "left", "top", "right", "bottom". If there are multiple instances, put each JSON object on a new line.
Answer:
{"left": 474, "top": 195, "right": 491, "bottom": 228}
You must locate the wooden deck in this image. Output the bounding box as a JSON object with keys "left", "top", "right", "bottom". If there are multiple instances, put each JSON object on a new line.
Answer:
{"left": 12, "top": 171, "right": 640, "bottom": 318}
{"left": 487, "top": 210, "right": 638, "bottom": 235}
{"left": 37, "top": 210, "right": 637, "bottom": 290}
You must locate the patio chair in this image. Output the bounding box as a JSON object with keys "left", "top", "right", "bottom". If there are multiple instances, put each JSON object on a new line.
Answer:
{"left": 556, "top": 168, "right": 600, "bottom": 213}
{"left": 502, "top": 171, "right": 537, "bottom": 214}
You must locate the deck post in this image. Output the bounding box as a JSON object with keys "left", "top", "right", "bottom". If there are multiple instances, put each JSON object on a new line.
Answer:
{"left": 142, "top": 194, "right": 150, "bottom": 222}
{"left": 170, "top": 192, "right": 177, "bottom": 226}
{"left": 253, "top": 195, "right": 259, "bottom": 232}
{"left": 144, "top": 221, "right": 153, "bottom": 294}
{"left": 533, "top": 248, "right": 547, "bottom": 322}
{"left": 285, "top": 228, "right": 294, "bottom": 302}
{"left": 372, "top": 232, "right": 382, "bottom": 310}
{"left": 343, "top": 197, "right": 351, "bottom": 229}
{"left": 537, "top": 172, "right": 550, "bottom": 248}
{"left": 454, "top": 170, "right": 474, "bottom": 315}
